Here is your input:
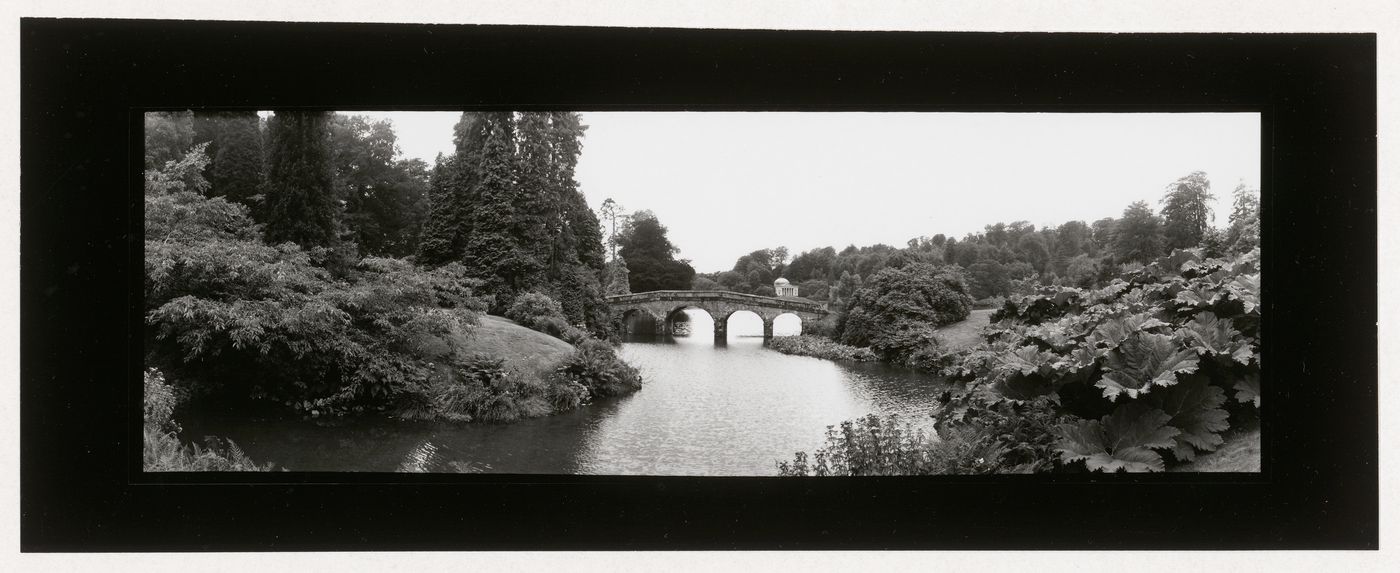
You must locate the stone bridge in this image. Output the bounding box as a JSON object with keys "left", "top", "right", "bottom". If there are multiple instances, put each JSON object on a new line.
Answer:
{"left": 606, "top": 290, "right": 829, "bottom": 340}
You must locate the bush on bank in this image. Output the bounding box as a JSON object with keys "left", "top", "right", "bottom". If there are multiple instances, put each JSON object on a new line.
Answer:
{"left": 767, "top": 335, "right": 878, "bottom": 363}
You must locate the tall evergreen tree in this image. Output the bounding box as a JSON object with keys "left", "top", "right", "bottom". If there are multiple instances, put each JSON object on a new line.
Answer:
{"left": 263, "top": 111, "right": 341, "bottom": 249}
{"left": 462, "top": 113, "right": 539, "bottom": 308}
{"left": 418, "top": 113, "right": 490, "bottom": 265}
{"left": 551, "top": 112, "right": 606, "bottom": 273}
{"left": 1160, "top": 171, "right": 1216, "bottom": 251}
{"left": 513, "top": 112, "right": 557, "bottom": 274}
{"left": 1225, "top": 183, "right": 1261, "bottom": 254}
{"left": 203, "top": 111, "right": 265, "bottom": 216}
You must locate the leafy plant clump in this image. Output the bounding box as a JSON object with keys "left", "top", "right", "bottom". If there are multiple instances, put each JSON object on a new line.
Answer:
{"left": 937, "top": 247, "right": 1260, "bottom": 473}
{"left": 767, "top": 335, "right": 878, "bottom": 362}
{"left": 554, "top": 339, "right": 644, "bottom": 399}
{"left": 776, "top": 414, "right": 1022, "bottom": 476}
{"left": 143, "top": 369, "right": 274, "bottom": 472}
{"left": 505, "top": 291, "right": 591, "bottom": 344}
{"left": 396, "top": 354, "right": 576, "bottom": 423}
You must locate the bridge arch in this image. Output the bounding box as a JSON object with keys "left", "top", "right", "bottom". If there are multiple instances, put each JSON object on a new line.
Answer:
{"left": 664, "top": 305, "right": 715, "bottom": 337}
{"left": 618, "top": 307, "right": 663, "bottom": 335}
{"left": 773, "top": 312, "right": 804, "bottom": 337}
{"left": 607, "top": 290, "right": 829, "bottom": 342}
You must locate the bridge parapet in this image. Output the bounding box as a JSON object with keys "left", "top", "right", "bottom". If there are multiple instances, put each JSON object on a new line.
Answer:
{"left": 606, "top": 290, "right": 828, "bottom": 314}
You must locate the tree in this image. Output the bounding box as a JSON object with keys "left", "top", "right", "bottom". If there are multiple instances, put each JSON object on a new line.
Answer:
{"left": 202, "top": 112, "right": 266, "bottom": 217}
{"left": 1160, "top": 171, "right": 1216, "bottom": 251}
{"left": 1226, "top": 183, "right": 1260, "bottom": 255}
{"left": 144, "top": 111, "right": 194, "bottom": 170}
{"left": 1052, "top": 220, "right": 1091, "bottom": 274}
{"left": 599, "top": 198, "right": 625, "bottom": 261}
{"left": 1090, "top": 217, "right": 1117, "bottom": 255}
{"left": 966, "top": 260, "right": 1011, "bottom": 299}
{"left": 1016, "top": 233, "right": 1050, "bottom": 274}
{"left": 326, "top": 114, "right": 431, "bottom": 257}
{"left": 1112, "top": 201, "right": 1164, "bottom": 264}
{"left": 418, "top": 113, "right": 490, "bottom": 266}
{"left": 462, "top": 112, "right": 540, "bottom": 308}
{"left": 263, "top": 111, "right": 342, "bottom": 250}
{"left": 616, "top": 211, "right": 695, "bottom": 292}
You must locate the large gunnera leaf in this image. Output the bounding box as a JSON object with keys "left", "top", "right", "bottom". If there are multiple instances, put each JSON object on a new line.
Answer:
{"left": 1097, "top": 332, "right": 1200, "bottom": 401}
{"left": 996, "top": 345, "right": 1058, "bottom": 377}
{"left": 1055, "top": 401, "right": 1181, "bottom": 472}
{"left": 1179, "top": 311, "right": 1254, "bottom": 365}
{"left": 1234, "top": 373, "right": 1260, "bottom": 407}
{"left": 1225, "top": 273, "right": 1260, "bottom": 314}
{"left": 1086, "top": 313, "right": 1170, "bottom": 353}
{"left": 1151, "top": 375, "right": 1230, "bottom": 461}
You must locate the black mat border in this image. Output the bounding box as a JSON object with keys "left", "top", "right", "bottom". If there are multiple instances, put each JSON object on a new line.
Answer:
{"left": 19, "top": 20, "right": 1377, "bottom": 550}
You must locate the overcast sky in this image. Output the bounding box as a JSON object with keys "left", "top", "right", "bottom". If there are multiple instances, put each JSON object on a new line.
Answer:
{"left": 356, "top": 111, "right": 1260, "bottom": 273}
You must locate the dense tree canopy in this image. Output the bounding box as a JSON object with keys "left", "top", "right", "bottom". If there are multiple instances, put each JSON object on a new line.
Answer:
{"left": 1112, "top": 200, "right": 1165, "bottom": 264}
{"left": 702, "top": 171, "right": 1231, "bottom": 302}
{"left": 616, "top": 211, "right": 696, "bottom": 292}
{"left": 328, "top": 114, "right": 430, "bottom": 257}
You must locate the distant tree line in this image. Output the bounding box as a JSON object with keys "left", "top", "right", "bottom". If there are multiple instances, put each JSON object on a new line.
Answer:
{"left": 695, "top": 171, "right": 1260, "bottom": 302}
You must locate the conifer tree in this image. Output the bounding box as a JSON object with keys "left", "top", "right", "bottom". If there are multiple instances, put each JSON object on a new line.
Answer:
{"left": 205, "top": 111, "right": 266, "bottom": 216}
{"left": 418, "top": 113, "right": 489, "bottom": 266}
{"left": 551, "top": 112, "right": 606, "bottom": 273}
{"left": 263, "top": 111, "right": 341, "bottom": 249}
{"left": 462, "top": 113, "right": 539, "bottom": 308}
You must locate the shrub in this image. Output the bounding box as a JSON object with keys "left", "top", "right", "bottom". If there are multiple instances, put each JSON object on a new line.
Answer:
{"left": 554, "top": 339, "right": 644, "bottom": 399}
{"left": 776, "top": 414, "right": 1017, "bottom": 476}
{"left": 840, "top": 263, "right": 973, "bottom": 364}
{"left": 505, "top": 291, "right": 593, "bottom": 344}
{"left": 767, "top": 335, "right": 878, "bottom": 362}
{"left": 397, "top": 354, "right": 556, "bottom": 423}
{"left": 506, "top": 292, "right": 567, "bottom": 326}
{"left": 143, "top": 368, "right": 181, "bottom": 434}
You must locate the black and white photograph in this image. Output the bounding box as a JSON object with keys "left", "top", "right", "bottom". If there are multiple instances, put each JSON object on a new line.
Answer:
{"left": 13, "top": 4, "right": 1386, "bottom": 563}
{"left": 141, "top": 110, "right": 1263, "bottom": 476}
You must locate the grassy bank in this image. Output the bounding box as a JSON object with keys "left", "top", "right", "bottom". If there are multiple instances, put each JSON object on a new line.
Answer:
{"left": 932, "top": 308, "right": 995, "bottom": 351}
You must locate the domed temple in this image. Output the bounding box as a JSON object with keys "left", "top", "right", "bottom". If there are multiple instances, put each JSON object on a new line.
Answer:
{"left": 773, "top": 277, "right": 798, "bottom": 297}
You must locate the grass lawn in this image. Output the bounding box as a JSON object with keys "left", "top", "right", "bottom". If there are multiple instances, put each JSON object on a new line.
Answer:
{"left": 936, "top": 308, "right": 995, "bottom": 351}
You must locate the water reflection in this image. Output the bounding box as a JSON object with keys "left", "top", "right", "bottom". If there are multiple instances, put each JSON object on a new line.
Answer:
{"left": 182, "top": 310, "right": 949, "bottom": 475}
